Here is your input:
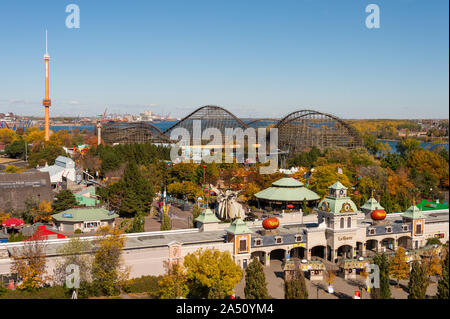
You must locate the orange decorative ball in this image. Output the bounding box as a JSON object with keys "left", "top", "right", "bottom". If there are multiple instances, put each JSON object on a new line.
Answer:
{"left": 371, "top": 209, "right": 386, "bottom": 220}
{"left": 262, "top": 217, "right": 279, "bottom": 230}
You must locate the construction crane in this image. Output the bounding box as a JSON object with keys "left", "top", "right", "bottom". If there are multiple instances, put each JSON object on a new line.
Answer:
{"left": 97, "top": 107, "right": 108, "bottom": 122}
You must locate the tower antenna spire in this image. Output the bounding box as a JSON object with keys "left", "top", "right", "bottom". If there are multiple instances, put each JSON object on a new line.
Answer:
{"left": 45, "top": 29, "right": 48, "bottom": 56}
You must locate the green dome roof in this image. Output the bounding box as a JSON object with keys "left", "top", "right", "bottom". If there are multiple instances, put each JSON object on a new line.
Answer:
{"left": 254, "top": 177, "right": 320, "bottom": 202}
{"left": 271, "top": 177, "right": 304, "bottom": 187}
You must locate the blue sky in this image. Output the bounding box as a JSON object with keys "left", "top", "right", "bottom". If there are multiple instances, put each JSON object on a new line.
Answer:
{"left": 0, "top": 0, "right": 448, "bottom": 119}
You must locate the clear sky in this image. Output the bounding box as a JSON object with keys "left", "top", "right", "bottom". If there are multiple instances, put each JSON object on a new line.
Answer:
{"left": 0, "top": 0, "right": 448, "bottom": 119}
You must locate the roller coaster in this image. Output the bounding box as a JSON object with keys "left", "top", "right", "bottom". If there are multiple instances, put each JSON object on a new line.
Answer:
{"left": 100, "top": 105, "right": 363, "bottom": 153}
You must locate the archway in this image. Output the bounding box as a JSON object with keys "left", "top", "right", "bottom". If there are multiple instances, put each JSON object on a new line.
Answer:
{"left": 397, "top": 236, "right": 412, "bottom": 250}
{"left": 380, "top": 238, "right": 395, "bottom": 252}
{"left": 337, "top": 245, "right": 353, "bottom": 260}
{"left": 366, "top": 239, "right": 378, "bottom": 253}
{"left": 310, "top": 245, "right": 326, "bottom": 259}
{"left": 251, "top": 251, "right": 266, "bottom": 265}
{"left": 290, "top": 247, "right": 306, "bottom": 260}
{"left": 270, "top": 249, "right": 286, "bottom": 261}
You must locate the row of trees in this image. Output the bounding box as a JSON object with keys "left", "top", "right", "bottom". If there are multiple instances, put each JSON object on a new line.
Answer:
{"left": 10, "top": 226, "right": 129, "bottom": 297}
{"left": 371, "top": 245, "right": 449, "bottom": 299}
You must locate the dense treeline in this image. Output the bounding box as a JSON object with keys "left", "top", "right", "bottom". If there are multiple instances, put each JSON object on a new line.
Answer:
{"left": 91, "top": 142, "right": 170, "bottom": 173}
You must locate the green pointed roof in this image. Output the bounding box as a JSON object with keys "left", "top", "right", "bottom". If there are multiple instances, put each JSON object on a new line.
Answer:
{"left": 318, "top": 197, "right": 358, "bottom": 214}
{"left": 226, "top": 218, "right": 252, "bottom": 235}
{"left": 254, "top": 177, "right": 320, "bottom": 202}
{"left": 402, "top": 205, "right": 425, "bottom": 219}
{"left": 194, "top": 208, "right": 220, "bottom": 224}
{"left": 329, "top": 181, "right": 347, "bottom": 190}
{"left": 361, "top": 197, "right": 384, "bottom": 211}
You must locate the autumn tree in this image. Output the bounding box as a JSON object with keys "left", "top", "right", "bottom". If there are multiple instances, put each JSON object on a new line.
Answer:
{"left": 158, "top": 262, "right": 189, "bottom": 299}
{"left": 183, "top": 248, "right": 242, "bottom": 298}
{"left": 310, "top": 164, "right": 352, "bottom": 197}
{"left": 437, "top": 251, "right": 449, "bottom": 299}
{"left": 389, "top": 246, "right": 410, "bottom": 287}
{"left": 10, "top": 240, "right": 50, "bottom": 291}
{"left": 408, "top": 260, "right": 428, "bottom": 299}
{"left": 31, "top": 200, "right": 53, "bottom": 223}
{"left": 91, "top": 226, "right": 130, "bottom": 296}
{"left": 244, "top": 258, "right": 269, "bottom": 299}
{"left": 423, "top": 248, "right": 443, "bottom": 280}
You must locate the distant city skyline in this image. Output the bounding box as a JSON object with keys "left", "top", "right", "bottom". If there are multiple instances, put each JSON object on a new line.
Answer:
{"left": 0, "top": 0, "right": 448, "bottom": 119}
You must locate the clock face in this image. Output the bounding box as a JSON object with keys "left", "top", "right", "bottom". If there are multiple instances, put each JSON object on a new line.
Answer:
{"left": 340, "top": 189, "right": 345, "bottom": 196}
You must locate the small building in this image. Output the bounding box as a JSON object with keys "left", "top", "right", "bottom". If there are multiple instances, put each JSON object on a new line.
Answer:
{"left": 38, "top": 156, "right": 77, "bottom": 186}
{"left": 74, "top": 186, "right": 100, "bottom": 207}
{"left": 284, "top": 259, "right": 326, "bottom": 281}
{"left": 254, "top": 177, "right": 320, "bottom": 210}
{"left": 194, "top": 208, "right": 221, "bottom": 231}
{"left": 22, "top": 223, "right": 67, "bottom": 241}
{"left": 0, "top": 170, "right": 54, "bottom": 212}
{"left": 52, "top": 208, "right": 119, "bottom": 233}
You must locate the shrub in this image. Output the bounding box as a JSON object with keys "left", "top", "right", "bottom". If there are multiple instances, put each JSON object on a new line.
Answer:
{"left": 124, "top": 275, "right": 162, "bottom": 298}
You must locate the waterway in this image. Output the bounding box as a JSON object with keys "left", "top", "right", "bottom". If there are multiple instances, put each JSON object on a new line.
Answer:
{"left": 377, "top": 139, "right": 449, "bottom": 153}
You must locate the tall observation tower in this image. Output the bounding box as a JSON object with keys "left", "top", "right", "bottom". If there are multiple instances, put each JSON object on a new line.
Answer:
{"left": 42, "top": 30, "right": 51, "bottom": 141}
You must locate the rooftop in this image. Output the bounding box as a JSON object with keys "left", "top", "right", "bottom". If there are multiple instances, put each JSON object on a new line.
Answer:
{"left": 52, "top": 208, "right": 119, "bottom": 222}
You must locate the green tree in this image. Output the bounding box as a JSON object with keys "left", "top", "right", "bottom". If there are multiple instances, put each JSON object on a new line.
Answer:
{"left": 52, "top": 190, "right": 78, "bottom": 213}
{"left": 244, "top": 258, "right": 269, "bottom": 299}
{"left": 408, "top": 260, "right": 428, "bottom": 299}
{"left": 371, "top": 253, "right": 391, "bottom": 299}
{"left": 183, "top": 248, "right": 242, "bottom": 298}
{"left": 160, "top": 213, "right": 172, "bottom": 231}
{"left": 4, "top": 139, "right": 25, "bottom": 159}
{"left": 437, "top": 252, "right": 449, "bottom": 299}
{"left": 284, "top": 269, "right": 308, "bottom": 299}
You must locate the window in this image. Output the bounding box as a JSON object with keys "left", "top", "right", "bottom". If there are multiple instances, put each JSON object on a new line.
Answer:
{"left": 295, "top": 235, "right": 302, "bottom": 242}
{"left": 340, "top": 218, "right": 344, "bottom": 229}
{"left": 369, "top": 228, "right": 375, "bottom": 235}
{"left": 416, "top": 224, "right": 422, "bottom": 235}
{"left": 254, "top": 238, "right": 262, "bottom": 246}
{"left": 386, "top": 226, "right": 392, "bottom": 233}
{"left": 402, "top": 225, "right": 409, "bottom": 231}
{"left": 239, "top": 239, "right": 248, "bottom": 253}
{"left": 435, "top": 233, "right": 444, "bottom": 239}
{"left": 347, "top": 217, "right": 351, "bottom": 228}
{"left": 275, "top": 237, "right": 283, "bottom": 244}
